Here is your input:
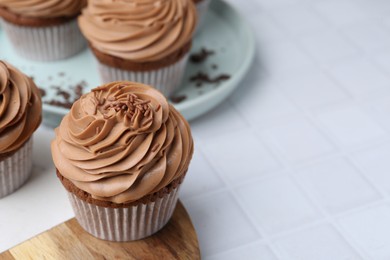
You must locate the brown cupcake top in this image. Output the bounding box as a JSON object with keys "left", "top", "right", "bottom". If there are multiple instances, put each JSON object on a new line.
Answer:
{"left": 0, "top": 0, "right": 86, "bottom": 18}
{"left": 51, "top": 81, "right": 194, "bottom": 204}
{"left": 78, "top": 0, "right": 197, "bottom": 62}
{"left": 0, "top": 61, "right": 41, "bottom": 155}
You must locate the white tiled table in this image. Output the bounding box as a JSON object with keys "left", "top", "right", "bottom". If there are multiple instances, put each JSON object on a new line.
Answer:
{"left": 2, "top": 0, "right": 390, "bottom": 259}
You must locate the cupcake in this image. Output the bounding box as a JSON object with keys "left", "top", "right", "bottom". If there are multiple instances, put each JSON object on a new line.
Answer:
{"left": 51, "top": 81, "right": 194, "bottom": 241}
{"left": 193, "top": 0, "right": 211, "bottom": 33}
{"left": 78, "top": 0, "right": 197, "bottom": 97}
{"left": 0, "top": 0, "right": 87, "bottom": 61}
{"left": 0, "top": 61, "right": 42, "bottom": 198}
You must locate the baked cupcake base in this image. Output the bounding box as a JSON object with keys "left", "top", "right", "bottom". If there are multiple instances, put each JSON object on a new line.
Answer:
{"left": 90, "top": 41, "right": 192, "bottom": 97}
{"left": 58, "top": 170, "right": 185, "bottom": 241}
{"left": 68, "top": 186, "right": 180, "bottom": 241}
{"left": 0, "top": 138, "right": 33, "bottom": 198}
{"left": 1, "top": 18, "right": 85, "bottom": 61}
{"left": 97, "top": 54, "right": 189, "bottom": 97}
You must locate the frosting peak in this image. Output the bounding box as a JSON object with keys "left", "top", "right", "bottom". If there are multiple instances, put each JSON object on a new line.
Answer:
{"left": 0, "top": 0, "right": 87, "bottom": 18}
{"left": 0, "top": 61, "right": 42, "bottom": 155}
{"left": 51, "top": 81, "right": 193, "bottom": 204}
{"left": 78, "top": 0, "right": 197, "bottom": 62}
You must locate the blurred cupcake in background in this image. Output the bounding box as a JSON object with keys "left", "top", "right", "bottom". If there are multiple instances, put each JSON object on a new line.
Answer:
{"left": 78, "top": 0, "right": 197, "bottom": 97}
{"left": 193, "top": 0, "right": 211, "bottom": 33}
{"left": 0, "top": 61, "right": 42, "bottom": 198}
{"left": 51, "top": 81, "right": 194, "bottom": 241}
{"left": 0, "top": 0, "right": 87, "bottom": 61}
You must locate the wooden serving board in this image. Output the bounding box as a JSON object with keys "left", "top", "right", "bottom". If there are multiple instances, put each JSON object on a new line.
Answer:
{"left": 1, "top": 201, "right": 200, "bottom": 260}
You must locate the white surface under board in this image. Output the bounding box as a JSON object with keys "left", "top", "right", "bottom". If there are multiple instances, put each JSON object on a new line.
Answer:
{"left": 2, "top": 0, "right": 390, "bottom": 259}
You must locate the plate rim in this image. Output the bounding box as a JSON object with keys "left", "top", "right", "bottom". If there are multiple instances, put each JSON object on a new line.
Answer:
{"left": 41, "top": 0, "right": 256, "bottom": 121}
{"left": 174, "top": 0, "right": 256, "bottom": 116}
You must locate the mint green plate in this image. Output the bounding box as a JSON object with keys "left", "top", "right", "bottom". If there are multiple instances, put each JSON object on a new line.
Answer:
{"left": 0, "top": 0, "right": 255, "bottom": 128}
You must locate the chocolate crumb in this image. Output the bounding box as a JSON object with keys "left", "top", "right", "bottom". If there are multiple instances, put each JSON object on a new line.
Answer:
{"left": 190, "top": 71, "right": 231, "bottom": 86}
{"left": 58, "top": 72, "right": 65, "bottom": 77}
{"left": 170, "top": 95, "right": 187, "bottom": 104}
{"left": 44, "top": 100, "right": 73, "bottom": 109}
{"left": 212, "top": 64, "right": 218, "bottom": 70}
{"left": 38, "top": 88, "right": 46, "bottom": 97}
{"left": 190, "top": 48, "right": 215, "bottom": 63}
{"left": 56, "top": 89, "right": 71, "bottom": 101}
{"left": 73, "top": 84, "right": 83, "bottom": 100}
{"left": 44, "top": 81, "right": 86, "bottom": 109}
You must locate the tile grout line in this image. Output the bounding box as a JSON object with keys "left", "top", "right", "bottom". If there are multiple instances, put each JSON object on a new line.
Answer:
{"left": 196, "top": 148, "right": 284, "bottom": 259}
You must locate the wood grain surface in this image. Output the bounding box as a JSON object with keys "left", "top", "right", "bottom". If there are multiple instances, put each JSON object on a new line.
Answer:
{"left": 1, "top": 201, "right": 200, "bottom": 260}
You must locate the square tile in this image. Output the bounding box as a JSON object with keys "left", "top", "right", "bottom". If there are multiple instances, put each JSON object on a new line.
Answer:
{"left": 300, "top": 31, "right": 358, "bottom": 65}
{"left": 270, "top": 5, "right": 328, "bottom": 36}
{"left": 338, "top": 205, "right": 390, "bottom": 259}
{"left": 295, "top": 158, "right": 381, "bottom": 214}
{"left": 180, "top": 149, "right": 225, "bottom": 199}
{"left": 328, "top": 57, "right": 390, "bottom": 97}
{"left": 353, "top": 143, "right": 390, "bottom": 194}
{"left": 263, "top": 41, "right": 314, "bottom": 75}
{"left": 202, "top": 130, "right": 280, "bottom": 185}
{"left": 313, "top": 0, "right": 370, "bottom": 26}
{"left": 255, "top": 0, "right": 302, "bottom": 10}
{"left": 235, "top": 175, "right": 321, "bottom": 234}
{"left": 259, "top": 117, "right": 334, "bottom": 163}
{"left": 275, "top": 224, "right": 362, "bottom": 260}
{"left": 183, "top": 191, "right": 259, "bottom": 257}
{"left": 190, "top": 100, "right": 248, "bottom": 142}
{"left": 208, "top": 243, "right": 277, "bottom": 260}
{"left": 367, "top": 95, "right": 390, "bottom": 131}
{"left": 314, "top": 105, "right": 387, "bottom": 147}
{"left": 372, "top": 49, "right": 390, "bottom": 74}
{"left": 231, "top": 73, "right": 299, "bottom": 125}
{"left": 249, "top": 14, "right": 287, "bottom": 43}
{"left": 359, "top": 0, "right": 390, "bottom": 21}
{"left": 277, "top": 68, "right": 348, "bottom": 109}
{"left": 224, "top": 0, "right": 262, "bottom": 14}
{"left": 343, "top": 22, "right": 390, "bottom": 53}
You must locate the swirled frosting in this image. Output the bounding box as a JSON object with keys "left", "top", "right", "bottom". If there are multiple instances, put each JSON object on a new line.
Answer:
{"left": 78, "top": 0, "right": 197, "bottom": 62}
{"left": 0, "top": 0, "right": 86, "bottom": 18}
{"left": 0, "top": 61, "right": 41, "bottom": 155}
{"left": 51, "top": 81, "right": 194, "bottom": 204}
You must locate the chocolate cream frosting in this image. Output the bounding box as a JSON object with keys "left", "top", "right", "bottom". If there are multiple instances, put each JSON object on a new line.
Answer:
{"left": 0, "top": 0, "right": 86, "bottom": 18}
{"left": 78, "top": 0, "right": 197, "bottom": 62}
{"left": 0, "top": 61, "right": 41, "bottom": 155}
{"left": 51, "top": 81, "right": 194, "bottom": 204}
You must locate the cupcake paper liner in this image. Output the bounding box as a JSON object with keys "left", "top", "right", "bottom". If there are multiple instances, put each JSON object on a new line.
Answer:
{"left": 68, "top": 184, "right": 181, "bottom": 241}
{"left": 195, "top": 0, "right": 212, "bottom": 33}
{"left": 1, "top": 18, "right": 86, "bottom": 61}
{"left": 98, "top": 54, "right": 189, "bottom": 97}
{"left": 0, "top": 138, "right": 33, "bottom": 199}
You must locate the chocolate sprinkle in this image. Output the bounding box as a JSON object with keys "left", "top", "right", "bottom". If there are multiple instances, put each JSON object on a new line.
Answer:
{"left": 190, "top": 48, "right": 215, "bottom": 63}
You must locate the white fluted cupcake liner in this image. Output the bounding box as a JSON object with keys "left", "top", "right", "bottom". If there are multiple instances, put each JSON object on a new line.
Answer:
{"left": 68, "top": 184, "right": 181, "bottom": 241}
{"left": 1, "top": 18, "right": 86, "bottom": 61}
{"left": 0, "top": 138, "right": 33, "bottom": 199}
{"left": 98, "top": 54, "right": 189, "bottom": 97}
{"left": 195, "top": 0, "right": 212, "bottom": 33}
